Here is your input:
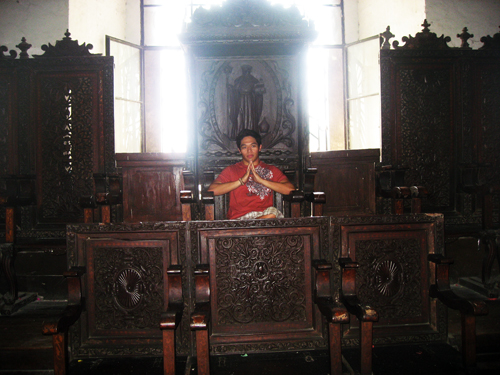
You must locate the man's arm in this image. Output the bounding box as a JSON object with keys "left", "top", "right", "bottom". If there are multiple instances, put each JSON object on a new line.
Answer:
{"left": 250, "top": 163, "right": 295, "bottom": 195}
{"left": 207, "top": 163, "right": 252, "bottom": 196}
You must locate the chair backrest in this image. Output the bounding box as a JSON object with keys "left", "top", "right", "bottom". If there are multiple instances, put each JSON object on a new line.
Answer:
{"left": 190, "top": 217, "right": 331, "bottom": 353}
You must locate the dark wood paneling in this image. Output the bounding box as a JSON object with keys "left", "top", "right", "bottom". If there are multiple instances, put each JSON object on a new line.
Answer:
{"left": 189, "top": 217, "right": 331, "bottom": 354}
{"left": 331, "top": 214, "right": 446, "bottom": 346}
{"left": 66, "top": 222, "right": 189, "bottom": 358}
{"left": 311, "top": 149, "right": 379, "bottom": 216}
{"left": 116, "top": 153, "right": 185, "bottom": 222}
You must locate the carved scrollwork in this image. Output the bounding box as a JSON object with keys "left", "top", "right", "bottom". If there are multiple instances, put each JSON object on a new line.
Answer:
{"left": 40, "top": 76, "right": 95, "bottom": 222}
{"left": 479, "top": 26, "right": 500, "bottom": 50}
{"left": 0, "top": 45, "right": 17, "bottom": 59}
{"left": 214, "top": 235, "right": 306, "bottom": 325}
{"left": 34, "top": 30, "right": 98, "bottom": 58}
{"left": 393, "top": 20, "right": 452, "bottom": 50}
{"left": 398, "top": 68, "right": 453, "bottom": 209}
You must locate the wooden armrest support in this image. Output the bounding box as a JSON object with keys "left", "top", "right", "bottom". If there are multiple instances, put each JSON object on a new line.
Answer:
{"left": 161, "top": 265, "right": 183, "bottom": 330}
{"left": 201, "top": 190, "right": 214, "bottom": 205}
{"left": 43, "top": 267, "right": 86, "bottom": 335}
{"left": 180, "top": 190, "right": 196, "bottom": 204}
{"left": 190, "top": 302, "right": 211, "bottom": 330}
{"left": 305, "top": 192, "right": 326, "bottom": 216}
{"left": 428, "top": 254, "right": 488, "bottom": 368}
{"left": 194, "top": 265, "right": 210, "bottom": 304}
{"left": 339, "top": 257, "right": 377, "bottom": 375}
{"left": 283, "top": 190, "right": 305, "bottom": 202}
{"left": 339, "top": 257, "right": 378, "bottom": 321}
{"left": 428, "top": 254, "right": 488, "bottom": 316}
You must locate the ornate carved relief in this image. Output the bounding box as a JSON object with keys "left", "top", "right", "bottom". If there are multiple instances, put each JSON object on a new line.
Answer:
{"left": 479, "top": 67, "right": 500, "bottom": 185}
{"left": 181, "top": 0, "right": 315, "bottom": 44}
{"left": 0, "top": 77, "right": 9, "bottom": 177}
{"left": 34, "top": 30, "right": 97, "bottom": 58}
{"left": 93, "top": 246, "right": 164, "bottom": 331}
{"left": 393, "top": 20, "right": 451, "bottom": 50}
{"left": 196, "top": 59, "right": 297, "bottom": 157}
{"left": 214, "top": 235, "right": 306, "bottom": 325}
{"left": 40, "top": 76, "right": 95, "bottom": 222}
{"left": 356, "top": 238, "right": 422, "bottom": 319}
{"left": 398, "top": 68, "right": 453, "bottom": 210}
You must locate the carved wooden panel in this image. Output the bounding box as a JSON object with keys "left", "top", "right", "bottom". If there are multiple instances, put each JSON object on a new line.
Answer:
{"left": 36, "top": 73, "right": 97, "bottom": 223}
{"left": 381, "top": 57, "right": 456, "bottom": 213}
{"left": 311, "top": 149, "right": 378, "bottom": 216}
{"left": 0, "top": 32, "right": 115, "bottom": 237}
{"left": 189, "top": 217, "right": 330, "bottom": 354}
{"left": 66, "top": 222, "right": 189, "bottom": 358}
{"left": 380, "top": 23, "right": 500, "bottom": 230}
{"left": 331, "top": 214, "right": 446, "bottom": 346}
{"left": 116, "top": 153, "right": 185, "bottom": 222}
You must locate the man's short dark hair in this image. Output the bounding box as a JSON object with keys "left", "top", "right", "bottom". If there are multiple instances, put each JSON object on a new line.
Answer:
{"left": 236, "top": 129, "right": 262, "bottom": 149}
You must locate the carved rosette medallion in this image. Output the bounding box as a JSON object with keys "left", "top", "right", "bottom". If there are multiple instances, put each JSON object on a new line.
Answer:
{"left": 356, "top": 238, "right": 422, "bottom": 319}
{"left": 214, "top": 235, "right": 306, "bottom": 325}
{"left": 93, "top": 246, "right": 164, "bottom": 331}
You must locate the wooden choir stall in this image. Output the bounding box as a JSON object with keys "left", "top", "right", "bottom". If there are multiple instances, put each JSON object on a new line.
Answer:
{"left": 2, "top": 2, "right": 499, "bottom": 375}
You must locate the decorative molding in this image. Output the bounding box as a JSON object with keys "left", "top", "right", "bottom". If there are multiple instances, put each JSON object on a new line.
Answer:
{"left": 180, "top": 0, "right": 316, "bottom": 45}
{"left": 393, "top": 20, "right": 451, "bottom": 50}
{"left": 0, "top": 45, "right": 17, "bottom": 59}
{"left": 480, "top": 26, "right": 500, "bottom": 50}
{"left": 34, "top": 30, "right": 99, "bottom": 58}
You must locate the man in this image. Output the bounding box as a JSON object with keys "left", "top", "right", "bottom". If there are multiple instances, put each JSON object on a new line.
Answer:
{"left": 207, "top": 129, "right": 295, "bottom": 219}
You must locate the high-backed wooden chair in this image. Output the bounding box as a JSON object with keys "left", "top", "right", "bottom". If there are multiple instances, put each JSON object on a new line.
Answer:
{"left": 333, "top": 214, "right": 447, "bottom": 375}
{"left": 181, "top": 168, "right": 324, "bottom": 221}
{"left": 189, "top": 218, "right": 347, "bottom": 375}
{"left": 43, "top": 222, "right": 185, "bottom": 375}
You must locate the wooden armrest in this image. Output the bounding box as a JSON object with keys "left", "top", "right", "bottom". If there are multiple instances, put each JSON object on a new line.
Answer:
{"left": 305, "top": 191, "right": 326, "bottom": 204}
{"left": 339, "top": 258, "right": 379, "bottom": 322}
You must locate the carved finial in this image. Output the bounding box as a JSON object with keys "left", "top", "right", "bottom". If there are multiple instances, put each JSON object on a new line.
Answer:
{"left": 16, "top": 37, "right": 32, "bottom": 59}
{"left": 0, "top": 45, "right": 18, "bottom": 59}
{"left": 457, "top": 27, "right": 474, "bottom": 49}
{"left": 421, "top": 19, "right": 431, "bottom": 32}
{"left": 380, "top": 26, "right": 395, "bottom": 50}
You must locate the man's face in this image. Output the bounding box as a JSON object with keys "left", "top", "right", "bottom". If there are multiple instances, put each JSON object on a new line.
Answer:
{"left": 239, "top": 136, "right": 262, "bottom": 164}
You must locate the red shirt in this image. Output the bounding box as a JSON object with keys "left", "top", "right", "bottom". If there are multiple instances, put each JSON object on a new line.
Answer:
{"left": 214, "top": 161, "right": 288, "bottom": 219}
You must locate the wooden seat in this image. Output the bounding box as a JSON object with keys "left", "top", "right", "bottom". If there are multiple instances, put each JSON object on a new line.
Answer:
{"left": 189, "top": 218, "right": 346, "bottom": 375}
